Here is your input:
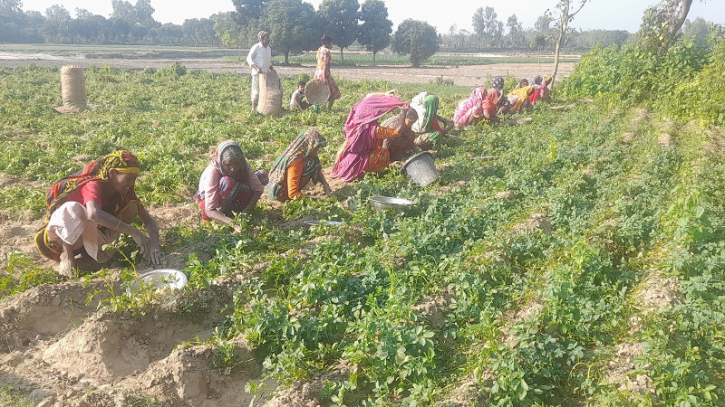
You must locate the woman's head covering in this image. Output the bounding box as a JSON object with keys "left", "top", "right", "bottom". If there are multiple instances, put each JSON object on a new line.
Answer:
{"left": 213, "top": 140, "right": 249, "bottom": 179}
{"left": 491, "top": 77, "right": 505, "bottom": 91}
{"left": 268, "top": 130, "right": 327, "bottom": 200}
{"left": 532, "top": 75, "right": 543, "bottom": 85}
{"left": 44, "top": 150, "right": 140, "bottom": 216}
{"left": 332, "top": 95, "right": 408, "bottom": 182}
{"left": 545, "top": 75, "right": 553, "bottom": 85}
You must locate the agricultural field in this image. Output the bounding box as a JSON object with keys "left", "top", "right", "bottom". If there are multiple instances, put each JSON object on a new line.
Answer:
{"left": 1, "top": 60, "right": 725, "bottom": 407}
{"left": 0, "top": 45, "right": 577, "bottom": 87}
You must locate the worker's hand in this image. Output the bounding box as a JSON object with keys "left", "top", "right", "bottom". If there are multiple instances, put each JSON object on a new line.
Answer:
{"left": 148, "top": 241, "right": 162, "bottom": 265}
{"left": 131, "top": 230, "right": 152, "bottom": 259}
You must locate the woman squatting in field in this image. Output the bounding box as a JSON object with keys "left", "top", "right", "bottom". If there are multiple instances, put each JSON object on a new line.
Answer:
{"left": 34, "top": 150, "right": 162, "bottom": 276}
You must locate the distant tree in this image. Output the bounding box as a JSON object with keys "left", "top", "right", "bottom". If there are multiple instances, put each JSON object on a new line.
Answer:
{"left": 574, "top": 29, "right": 631, "bottom": 49}
{"left": 232, "top": 0, "right": 269, "bottom": 25}
{"left": 531, "top": 33, "right": 548, "bottom": 50}
{"left": 75, "top": 8, "right": 94, "bottom": 19}
{"left": 534, "top": 11, "right": 553, "bottom": 32}
{"left": 111, "top": 0, "right": 135, "bottom": 21}
{"left": 261, "top": 0, "right": 318, "bottom": 64}
{"left": 638, "top": 0, "right": 695, "bottom": 54}
{"left": 392, "top": 19, "right": 439, "bottom": 67}
{"left": 472, "top": 7, "right": 485, "bottom": 38}
{"left": 213, "top": 11, "right": 246, "bottom": 48}
{"left": 317, "top": 0, "right": 359, "bottom": 61}
{"left": 134, "top": 0, "right": 157, "bottom": 27}
{"left": 357, "top": 0, "right": 391, "bottom": 66}
{"left": 681, "top": 17, "right": 710, "bottom": 47}
{"left": 507, "top": 14, "right": 523, "bottom": 47}
{"left": 552, "top": 0, "right": 589, "bottom": 84}
{"left": 182, "top": 18, "right": 218, "bottom": 47}
{"left": 45, "top": 5, "right": 70, "bottom": 21}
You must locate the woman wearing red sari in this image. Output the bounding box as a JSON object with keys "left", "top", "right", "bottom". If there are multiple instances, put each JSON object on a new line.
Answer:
{"left": 331, "top": 92, "right": 417, "bottom": 182}
{"left": 34, "top": 150, "right": 162, "bottom": 276}
{"left": 313, "top": 34, "right": 341, "bottom": 113}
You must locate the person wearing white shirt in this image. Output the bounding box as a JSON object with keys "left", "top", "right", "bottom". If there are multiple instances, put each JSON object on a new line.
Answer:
{"left": 246, "top": 31, "right": 274, "bottom": 111}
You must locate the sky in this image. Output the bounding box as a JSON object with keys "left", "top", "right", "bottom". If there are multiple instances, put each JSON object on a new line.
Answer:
{"left": 19, "top": 0, "right": 725, "bottom": 33}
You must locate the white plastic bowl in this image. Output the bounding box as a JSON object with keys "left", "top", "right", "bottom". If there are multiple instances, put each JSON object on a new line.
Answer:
{"left": 128, "top": 269, "right": 187, "bottom": 294}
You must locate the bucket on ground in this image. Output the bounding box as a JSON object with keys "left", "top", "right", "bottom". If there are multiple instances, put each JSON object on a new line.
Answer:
{"left": 401, "top": 151, "right": 439, "bottom": 187}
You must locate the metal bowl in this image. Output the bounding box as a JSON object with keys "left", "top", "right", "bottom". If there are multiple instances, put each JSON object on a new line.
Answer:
{"left": 368, "top": 196, "right": 416, "bottom": 213}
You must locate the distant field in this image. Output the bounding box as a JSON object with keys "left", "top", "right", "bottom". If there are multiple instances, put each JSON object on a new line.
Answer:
{"left": 231, "top": 53, "right": 581, "bottom": 67}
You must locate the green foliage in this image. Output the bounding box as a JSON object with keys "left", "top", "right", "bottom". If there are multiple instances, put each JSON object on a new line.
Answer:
{"left": 559, "top": 41, "right": 708, "bottom": 106}
{"left": 261, "top": 0, "right": 319, "bottom": 62}
{"left": 2, "top": 63, "right": 725, "bottom": 404}
{"left": 357, "top": 0, "right": 392, "bottom": 65}
{"left": 666, "top": 40, "right": 725, "bottom": 125}
{"left": 0, "top": 387, "right": 35, "bottom": 407}
{"left": 317, "top": 0, "right": 359, "bottom": 52}
{"left": 0, "top": 253, "right": 62, "bottom": 299}
{"left": 392, "top": 19, "right": 439, "bottom": 67}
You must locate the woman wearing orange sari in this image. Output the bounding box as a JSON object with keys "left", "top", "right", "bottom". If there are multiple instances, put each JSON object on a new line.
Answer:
{"left": 331, "top": 92, "right": 417, "bottom": 182}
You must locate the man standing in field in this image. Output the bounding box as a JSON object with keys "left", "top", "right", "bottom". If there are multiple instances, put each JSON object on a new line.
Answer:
{"left": 246, "top": 31, "right": 274, "bottom": 112}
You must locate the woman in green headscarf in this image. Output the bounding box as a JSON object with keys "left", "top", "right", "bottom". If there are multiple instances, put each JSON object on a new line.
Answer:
{"left": 268, "top": 130, "right": 332, "bottom": 202}
{"left": 410, "top": 92, "right": 453, "bottom": 149}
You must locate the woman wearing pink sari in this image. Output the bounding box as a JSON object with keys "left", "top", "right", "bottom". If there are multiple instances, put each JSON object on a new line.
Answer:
{"left": 453, "top": 87, "right": 487, "bottom": 129}
{"left": 331, "top": 92, "right": 416, "bottom": 182}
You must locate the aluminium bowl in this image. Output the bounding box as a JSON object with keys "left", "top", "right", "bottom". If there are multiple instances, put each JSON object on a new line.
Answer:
{"left": 368, "top": 196, "right": 416, "bottom": 213}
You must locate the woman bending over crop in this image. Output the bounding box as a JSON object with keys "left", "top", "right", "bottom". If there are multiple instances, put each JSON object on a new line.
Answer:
{"left": 268, "top": 129, "right": 332, "bottom": 202}
{"left": 409, "top": 91, "right": 454, "bottom": 149}
{"left": 331, "top": 91, "right": 417, "bottom": 182}
{"left": 453, "top": 87, "right": 488, "bottom": 129}
{"left": 194, "top": 141, "right": 266, "bottom": 232}
{"left": 34, "top": 150, "right": 162, "bottom": 276}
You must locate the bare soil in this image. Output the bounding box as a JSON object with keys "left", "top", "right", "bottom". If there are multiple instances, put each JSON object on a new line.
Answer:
{"left": 0, "top": 54, "right": 575, "bottom": 88}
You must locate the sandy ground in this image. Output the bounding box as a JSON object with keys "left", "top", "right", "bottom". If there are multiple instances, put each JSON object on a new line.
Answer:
{"left": 0, "top": 55, "right": 575, "bottom": 87}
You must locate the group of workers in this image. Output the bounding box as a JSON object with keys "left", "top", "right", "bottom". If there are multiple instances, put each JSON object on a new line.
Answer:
{"left": 33, "top": 30, "right": 553, "bottom": 276}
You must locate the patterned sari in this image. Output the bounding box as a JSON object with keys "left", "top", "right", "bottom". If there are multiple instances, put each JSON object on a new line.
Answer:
{"left": 314, "top": 46, "right": 341, "bottom": 101}
{"left": 454, "top": 87, "right": 487, "bottom": 127}
{"left": 34, "top": 150, "right": 141, "bottom": 261}
{"left": 268, "top": 130, "right": 327, "bottom": 201}
{"left": 507, "top": 86, "right": 535, "bottom": 113}
{"left": 194, "top": 140, "right": 265, "bottom": 220}
{"left": 331, "top": 95, "right": 408, "bottom": 182}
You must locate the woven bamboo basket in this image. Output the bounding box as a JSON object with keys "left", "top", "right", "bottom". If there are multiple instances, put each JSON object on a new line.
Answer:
{"left": 304, "top": 80, "right": 330, "bottom": 105}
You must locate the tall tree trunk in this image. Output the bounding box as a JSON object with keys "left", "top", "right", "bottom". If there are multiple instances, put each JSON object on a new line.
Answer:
{"left": 373, "top": 50, "right": 376, "bottom": 67}
{"left": 339, "top": 46, "right": 344, "bottom": 62}
{"left": 284, "top": 50, "right": 289, "bottom": 65}
{"left": 552, "top": 0, "right": 588, "bottom": 86}
{"left": 552, "top": 2, "right": 569, "bottom": 86}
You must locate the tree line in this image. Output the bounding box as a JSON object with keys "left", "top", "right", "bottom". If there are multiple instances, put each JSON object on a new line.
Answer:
{"left": 0, "top": 0, "right": 719, "bottom": 67}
